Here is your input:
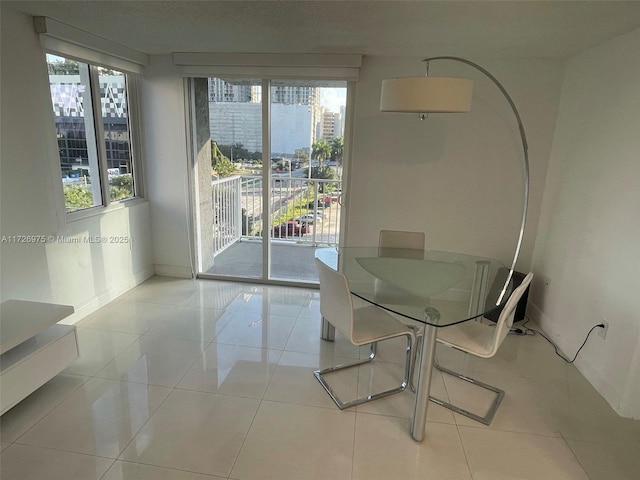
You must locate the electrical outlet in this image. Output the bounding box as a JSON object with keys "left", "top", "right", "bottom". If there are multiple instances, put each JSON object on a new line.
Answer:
{"left": 597, "top": 319, "right": 609, "bottom": 339}
{"left": 543, "top": 276, "right": 551, "bottom": 288}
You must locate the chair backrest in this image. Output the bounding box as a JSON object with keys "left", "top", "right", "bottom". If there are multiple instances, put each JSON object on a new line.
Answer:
{"left": 490, "top": 272, "right": 534, "bottom": 355}
{"left": 378, "top": 230, "right": 425, "bottom": 259}
{"left": 315, "top": 258, "right": 355, "bottom": 341}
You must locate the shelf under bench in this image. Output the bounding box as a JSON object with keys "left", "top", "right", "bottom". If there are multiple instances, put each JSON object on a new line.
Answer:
{"left": 1, "top": 300, "right": 78, "bottom": 415}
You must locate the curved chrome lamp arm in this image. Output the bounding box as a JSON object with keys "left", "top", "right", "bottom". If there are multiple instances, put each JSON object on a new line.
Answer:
{"left": 423, "top": 56, "right": 529, "bottom": 305}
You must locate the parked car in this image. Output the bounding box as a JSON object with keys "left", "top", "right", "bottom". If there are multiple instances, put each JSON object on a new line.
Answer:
{"left": 294, "top": 213, "right": 323, "bottom": 225}
{"left": 308, "top": 200, "right": 331, "bottom": 209}
{"left": 272, "top": 221, "right": 307, "bottom": 237}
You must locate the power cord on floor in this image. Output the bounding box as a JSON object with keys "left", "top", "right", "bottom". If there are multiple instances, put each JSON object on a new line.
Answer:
{"left": 511, "top": 319, "right": 605, "bottom": 364}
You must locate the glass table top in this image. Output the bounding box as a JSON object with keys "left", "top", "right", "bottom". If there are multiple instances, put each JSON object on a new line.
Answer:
{"left": 315, "top": 247, "right": 512, "bottom": 327}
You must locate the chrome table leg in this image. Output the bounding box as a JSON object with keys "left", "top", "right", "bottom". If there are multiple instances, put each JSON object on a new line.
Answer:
{"left": 410, "top": 307, "right": 440, "bottom": 442}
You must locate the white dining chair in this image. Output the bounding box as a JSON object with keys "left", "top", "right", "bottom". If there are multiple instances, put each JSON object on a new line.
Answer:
{"left": 430, "top": 272, "right": 534, "bottom": 424}
{"left": 314, "top": 258, "right": 416, "bottom": 409}
{"left": 378, "top": 229, "right": 425, "bottom": 258}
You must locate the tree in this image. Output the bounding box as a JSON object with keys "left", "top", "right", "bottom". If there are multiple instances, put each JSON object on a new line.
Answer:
{"left": 109, "top": 174, "right": 133, "bottom": 200}
{"left": 294, "top": 149, "right": 308, "bottom": 163}
{"left": 330, "top": 136, "right": 344, "bottom": 165}
{"left": 63, "top": 185, "right": 93, "bottom": 211}
{"left": 97, "top": 66, "right": 121, "bottom": 76}
{"left": 218, "top": 143, "right": 250, "bottom": 162}
{"left": 211, "top": 140, "right": 236, "bottom": 177}
{"left": 47, "top": 59, "right": 80, "bottom": 75}
{"left": 307, "top": 166, "right": 338, "bottom": 180}
{"left": 311, "top": 139, "right": 331, "bottom": 169}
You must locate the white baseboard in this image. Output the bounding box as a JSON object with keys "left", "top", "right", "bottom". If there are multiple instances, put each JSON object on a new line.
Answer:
{"left": 528, "top": 300, "right": 625, "bottom": 417}
{"left": 61, "top": 266, "right": 154, "bottom": 325}
{"left": 154, "top": 264, "right": 194, "bottom": 279}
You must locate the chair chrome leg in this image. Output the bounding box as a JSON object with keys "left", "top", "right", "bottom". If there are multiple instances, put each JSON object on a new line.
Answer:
{"left": 314, "top": 334, "right": 413, "bottom": 410}
{"left": 429, "top": 360, "right": 505, "bottom": 425}
{"left": 369, "top": 341, "right": 377, "bottom": 359}
{"left": 321, "top": 317, "right": 335, "bottom": 341}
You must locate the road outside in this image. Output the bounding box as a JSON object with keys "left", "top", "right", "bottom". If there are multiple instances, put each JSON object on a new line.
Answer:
{"left": 239, "top": 165, "right": 341, "bottom": 246}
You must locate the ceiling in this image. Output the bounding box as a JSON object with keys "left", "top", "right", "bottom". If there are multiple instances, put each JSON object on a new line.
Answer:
{"left": 6, "top": 0, "right": 640, "bottom": 58}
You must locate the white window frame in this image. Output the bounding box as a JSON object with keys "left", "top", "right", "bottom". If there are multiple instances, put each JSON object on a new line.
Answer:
{"left": 45, "top": 51, "right": 144, "bottom": 221}
{"left": 36, "top": 16, "right": 148, "bottom": 223}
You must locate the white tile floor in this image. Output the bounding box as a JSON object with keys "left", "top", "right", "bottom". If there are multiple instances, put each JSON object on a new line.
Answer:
{"left": 2, "top": 276, "right": 639, "bottom": 479}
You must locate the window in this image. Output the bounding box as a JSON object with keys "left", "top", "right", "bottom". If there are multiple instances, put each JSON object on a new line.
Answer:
{"left": 46, "top": 54, "right": 139, "bottom": 213}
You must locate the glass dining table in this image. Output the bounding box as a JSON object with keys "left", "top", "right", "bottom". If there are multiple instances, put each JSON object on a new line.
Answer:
{"left": 315, "top": 247, "right": 511, "bottom": 441}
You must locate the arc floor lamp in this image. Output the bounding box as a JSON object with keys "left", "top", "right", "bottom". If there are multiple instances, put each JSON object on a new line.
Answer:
{"left": 380, "top": 56, "right": 529, "bottom": 305}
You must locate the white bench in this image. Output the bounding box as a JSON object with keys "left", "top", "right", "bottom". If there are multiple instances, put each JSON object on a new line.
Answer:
{"left": 1, "top": 300, "right": 78, "bottom": 415}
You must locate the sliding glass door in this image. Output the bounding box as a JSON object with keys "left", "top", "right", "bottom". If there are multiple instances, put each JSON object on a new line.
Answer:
{"left": 191, "top": 77, "right": 347, "bottom": 284}
{"left": 268, "top": 80, "right": 346, "bottom": 282}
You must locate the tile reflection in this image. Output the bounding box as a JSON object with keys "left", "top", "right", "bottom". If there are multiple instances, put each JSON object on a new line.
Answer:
{"left": 178, "top": 343, "right": 281, "bottom": 398}
{"left": 17, "top": 378, "right": 171, "bottom": 458}
{"left": 120, "top": 389, "right": 259, "bottom": 477}
{"left": 213, "top": 310, "right": 297, "bottom": 350}
{"left": 0, "top": 444, "right": 113, "bottom": 480}
{"left": 143, "top": 306, "right": 230, "bottom": 342}
{"left": 96, "top": 336, "right": 208, "bottom": 387}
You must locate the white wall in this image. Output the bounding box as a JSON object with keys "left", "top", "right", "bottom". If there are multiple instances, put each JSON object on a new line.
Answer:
{"left": 0, "top": 7, "right": 153, "bottom": 322}
{"left": 140, "top": 56, "right": 194, "bottom": 278}
{"left": 345, "top": 56, "right": 565, "bottom": 272}
{"left": 141, "top": 55, "right": 566, "bottom": 278}
{"left": 530, "top": 28, "right": 640, "bottom": 418}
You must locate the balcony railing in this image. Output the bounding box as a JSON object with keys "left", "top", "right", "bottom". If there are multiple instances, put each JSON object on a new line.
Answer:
{"left": 212, "top": 175, "right": 242, "bottom": 255}
{"left": 212, "top": 174, "right": 341, "bottom": 255}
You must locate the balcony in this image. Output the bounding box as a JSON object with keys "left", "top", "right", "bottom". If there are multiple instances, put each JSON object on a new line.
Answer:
{"left": 203, "top": 174, "right": 341, "bottom": 283}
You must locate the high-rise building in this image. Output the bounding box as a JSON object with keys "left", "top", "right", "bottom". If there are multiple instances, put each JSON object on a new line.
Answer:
{"left": 320, "top": 109, "right": 343, "bottom": 140}
{"left": 338, "top": 105, "right": 346, "bottom": 138}
{"left": 271, "top": 85, "right": 319, "bottom": 106}
{"left": 208, "top": 79, "right": 322, "bottom": 156}
{"left": 321, "top": 110, "right": 335, "bottom": 140}
{"left": 207, "top": 78, "right": 254, "bottom": 103}
{"left": 49, "top": 75, "right": 131, "bottom": 175}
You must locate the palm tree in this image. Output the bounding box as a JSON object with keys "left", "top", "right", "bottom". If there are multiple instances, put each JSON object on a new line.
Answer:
{"left": 330, "top": 136, "right": 344, "bottom": 165}
{"left": 311, "top": 139, "right": 331, "bottom": 169}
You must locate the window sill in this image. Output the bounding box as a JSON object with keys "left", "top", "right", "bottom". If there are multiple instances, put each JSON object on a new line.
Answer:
{"left": 66, "top": 197, "right": 147, "bottom": 224}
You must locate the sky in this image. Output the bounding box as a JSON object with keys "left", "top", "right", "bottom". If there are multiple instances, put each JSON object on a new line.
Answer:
{"left": 320, "top": 87, "right": 347, "bottom": 112}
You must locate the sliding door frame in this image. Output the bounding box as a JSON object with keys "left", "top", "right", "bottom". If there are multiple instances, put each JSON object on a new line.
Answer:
{"left": 261, "top": 79, "right": 272, "bottom": 280}
{"left": 191, "top": 78, "right": 356, "bottom": 288}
